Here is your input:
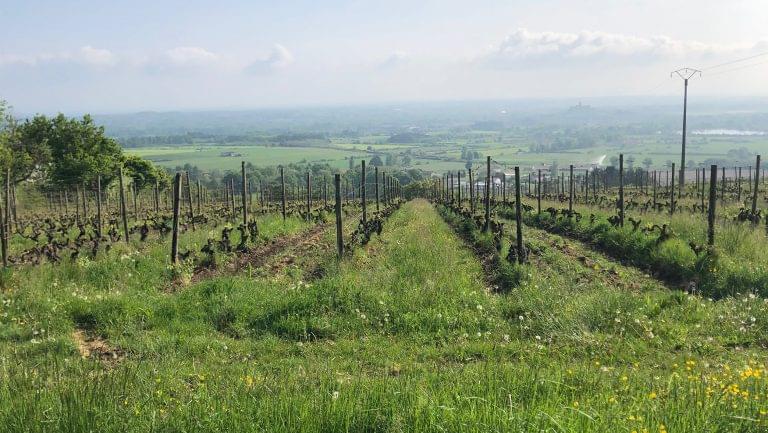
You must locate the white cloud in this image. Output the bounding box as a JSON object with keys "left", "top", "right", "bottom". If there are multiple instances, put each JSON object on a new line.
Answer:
{"left": 485, "top": 28, "right": 760, "bottom": 67}
{"left": 0, "top": 46, "right": 117, "bottom": 67}
{"left": 79, "top": 46, "right": 117, "bottom": 66}
{"left": 164, "top": 46, "right": 218, "bottom": 66}
{"left": 245, "top": 44, "right": 294, "bottom": 75}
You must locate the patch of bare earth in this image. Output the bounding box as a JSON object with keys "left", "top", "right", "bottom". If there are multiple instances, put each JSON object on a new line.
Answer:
{"left": 263, "top": 224, "right": 332, "bottom": 276}
{"left": 72, "top": 330, "right": 124, "bottom": 364}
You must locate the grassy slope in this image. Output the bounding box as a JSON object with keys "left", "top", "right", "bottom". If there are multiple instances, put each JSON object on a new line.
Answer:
{"left": 1, "top": 200, "right": 767, "bottom": 432}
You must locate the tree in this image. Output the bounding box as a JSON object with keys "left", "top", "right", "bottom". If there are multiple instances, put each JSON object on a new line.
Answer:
{"left": 45, "top": 114, "right": 124, "bottom": 187}
{"left": 626, "top": 155, "right": 636, "bottom": 170}
{"left": 348, "top": 156, "right": 354, "bottom": 170}
{"left": 609, "top": 156, "right": 619, "bottom": 168}
{"left": 124, "top": 155, "right": 169, "bottom": 190}
{"left": 642, "top": 158, "right": 653, "bottom": 170}
{"left": 0, "top": 104, "right": 51, "bottom": 183}
{"left": 401, "top": 155, "right": 412, "bottom": 166}
{"left": 385, "top": 153, "right": 395, "bottom": 166}
{"left": 0, "top": 101, "right": 13, "bottom": 177}
{"left": 369, "top": 155, "right": 383, "bottom": 167}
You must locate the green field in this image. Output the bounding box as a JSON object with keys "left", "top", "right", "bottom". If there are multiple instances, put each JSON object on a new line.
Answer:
{"left": 125, "top": 131, "right": 764, "bottom": 176}
{"left": 127, "top": 145, "right": 371, "bottom": 171}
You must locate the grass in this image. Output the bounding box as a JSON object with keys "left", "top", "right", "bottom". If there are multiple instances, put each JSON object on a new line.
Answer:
{"left": 2, "top": 200, "right": 768, "bottom": 432}
{"left": 523, "top": 195, "right": 768, "bottom": 297}
{"left": 127, "top": 145, "right": 370, "bottom": 171}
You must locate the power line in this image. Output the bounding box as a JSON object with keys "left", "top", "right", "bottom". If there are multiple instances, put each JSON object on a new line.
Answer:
{"left": 704, "top": 58, "right": 768, "bottom": 77}
{"left": 701, "top": 50, "right": 768, "bottom": 71}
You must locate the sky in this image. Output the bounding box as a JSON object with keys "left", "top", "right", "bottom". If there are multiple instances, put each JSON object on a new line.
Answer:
{"left": 1, "top": 0, "right": 768, "bottom": 114}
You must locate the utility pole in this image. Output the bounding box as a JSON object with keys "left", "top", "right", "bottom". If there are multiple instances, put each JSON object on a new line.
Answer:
{"left": 671, "top": 67, "right": 701, "bottom": 193}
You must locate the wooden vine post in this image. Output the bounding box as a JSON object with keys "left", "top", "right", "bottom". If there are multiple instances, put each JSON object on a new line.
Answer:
{"left": 708, "top": 165, "right": 717, "bottom": 246}
{"left": 280, "top": 166, "right": 286, "bottom": 221}
{"left": 514, "top": 167, "right": 525, "bottom": 264}
{"left": 484, "top": 156, "right": 490, "bottom": 232}
{"left": 197, "top": 179, "right": 202, "bottom": 214}
{"left": 375, "top": 167, "right": 380, "bottom": 212}
{"left": 537, "top": 169, "right": 542, "bottom": 215}
{"left": 670, "top": 163, "right": 676, "bottom": 215}
{"left": 241, "top": 162, "right": 248, "bottom": 226}
{"left": 468, "top": 169, "right": 474, "bottom": 213}
{"left": 334, "top": 174, "right": 343, "bottom": 258}
{"left": 186, "top": 172, "right": 195, "bottom": 230}
{"left": 96, "top": 175, "right": 103, "bottom": 237}
{"left": 721, "top": 166, "right": 726, "bottom": 203}
{"left": 752, "top": 155, "right": 761, "bottom": 220}
{"left": 306, "top": 172, "right": 311, "bottom": 221}
{"left": 361, "top": 160, "right": 366, "bottom": 224}
{"left": 457, "top": 171, "right": 462, "bottom": 204}
{"left": 171, "top": 173, "right": 182, "bottom": 264}
{"left": 700, "top": 167, "right": 705, "bottom": 212}
{"left": 502, "top": 172, "right": 506, "bottom": 205}
{"left": 82, "top": 183, "right": 88, "bottom": 221}
{"left": 133, "top": 182, "right": 139, "bottom": 220}
{"left": 118, "top": 166, "right": 130, "bottom": 243}
{"left": 153, "top": 180, "right": 160, "bottom": 213}
{"left": 0, "top": 169, "right": 7, "bottom": 267}
{"left": 229, "top": 179, "right": 236, "bottom": 218}
{"left": 618, "top": 154, "right": 624, "bottom": 227}
{"left": 568, "top": 164, "right": 574, "bottom": 215}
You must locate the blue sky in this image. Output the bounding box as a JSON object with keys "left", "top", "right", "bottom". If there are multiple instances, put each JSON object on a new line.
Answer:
{"left": 2, "top": 0, "right": 767, "bottom": 113}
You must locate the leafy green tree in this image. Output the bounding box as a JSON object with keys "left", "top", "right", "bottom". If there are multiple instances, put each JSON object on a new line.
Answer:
{"left": 0, "top": 103, "right": 51, "bottom": 183}
{"left": 45, "top": 114, "right": 124, "bottom": 187}
{"left": 626, "top": 155, "right": 636, "bottom": 170}
{"left": 124, "top": 155, "right": 169, "bottom": 190}
{"left": 369, "top": 155, "right": 383, "bottom": 167}
{"left": 642, "top": 158, "right": 653, "bottom": 170}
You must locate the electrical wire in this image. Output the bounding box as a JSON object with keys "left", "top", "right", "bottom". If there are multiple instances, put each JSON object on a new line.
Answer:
{"left": 703, "top": 58, "right": 768, "bottom": 77}
{"left": 701, "top": 50, "right": 768, "bottom": 71}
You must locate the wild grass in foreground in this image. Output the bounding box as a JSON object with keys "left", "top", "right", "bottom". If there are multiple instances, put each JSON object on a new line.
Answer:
{"left": 1, "top": 200, "right": 768, "bottom": 432}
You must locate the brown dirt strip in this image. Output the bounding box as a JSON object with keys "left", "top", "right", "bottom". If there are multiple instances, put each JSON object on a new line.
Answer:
{"left": 188, "top": 222, "right": 331, "bottom": 285}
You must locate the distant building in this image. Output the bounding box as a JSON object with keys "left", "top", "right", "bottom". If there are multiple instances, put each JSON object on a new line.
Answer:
{"left": 219, "top": 151, "right": 243, "bottom": 157}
